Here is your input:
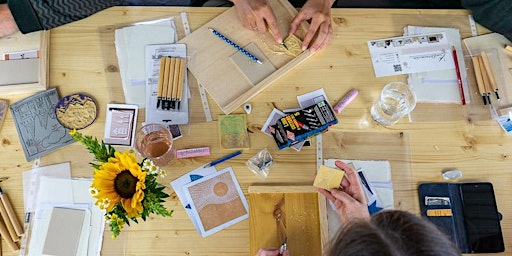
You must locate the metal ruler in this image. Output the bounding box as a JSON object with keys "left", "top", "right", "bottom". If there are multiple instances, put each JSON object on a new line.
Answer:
{"left": 181, "top": 12, "right": 213, "bottom": 122}
{"left": 468, "top": 15, "right": 478, "bottom": 37}
{"left": 316, "top": 134, "right": 323, "bottom": 169}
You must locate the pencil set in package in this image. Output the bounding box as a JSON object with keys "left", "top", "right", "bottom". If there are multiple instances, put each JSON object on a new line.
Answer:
{"left": 157, "top": 56, "right": 185, "bottom": 110}
{"left": 269, "top": 100, "right": 338, "bottom": 149}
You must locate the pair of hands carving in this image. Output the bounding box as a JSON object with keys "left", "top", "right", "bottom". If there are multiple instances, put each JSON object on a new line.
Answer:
{"left": 231, "top": 0, "right": 333, "bottom": 53}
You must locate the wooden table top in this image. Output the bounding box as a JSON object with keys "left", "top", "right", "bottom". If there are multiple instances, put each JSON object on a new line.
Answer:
{"left": 1, "top": 6, "right": 511, "bottom": 255}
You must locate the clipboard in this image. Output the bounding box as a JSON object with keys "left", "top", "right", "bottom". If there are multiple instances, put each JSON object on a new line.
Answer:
{"left": 178, "top": 0, "right": 312, "bottom": 114}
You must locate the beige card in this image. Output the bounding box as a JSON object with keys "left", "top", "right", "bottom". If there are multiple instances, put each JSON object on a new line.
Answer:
{"left": 313, "top": 165, "right": 345, "bottom": 190}
{"left": 230, "top": 43, "right": 276, "bottom": 85}
{"left": 0, "top": 59, "right": 39, "bottom": 85}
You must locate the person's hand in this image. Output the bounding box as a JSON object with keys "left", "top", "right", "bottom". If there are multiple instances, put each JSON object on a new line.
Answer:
{"left": 231, "top": 0, "right": 283, "bottom": 44}
{"left": 317, "top": 161, "right": 370, "bottom": 223}
{"left": 256, "top": 248, "right": 290, "bottom": 256}
{"left": 0, "top": 4, "right": 20, "bottom": 38}
{"left": 289, "top": 0, "right": 333, "bottom": 53}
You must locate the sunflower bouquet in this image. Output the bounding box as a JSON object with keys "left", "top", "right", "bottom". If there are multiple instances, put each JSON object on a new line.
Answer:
{"left": 70, "top": 129, "right": 173, "bottom": 238}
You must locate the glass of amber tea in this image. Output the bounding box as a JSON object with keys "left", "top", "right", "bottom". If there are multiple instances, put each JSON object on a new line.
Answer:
{"left": 135, "top": 123, "right": 174, "bottom": 167}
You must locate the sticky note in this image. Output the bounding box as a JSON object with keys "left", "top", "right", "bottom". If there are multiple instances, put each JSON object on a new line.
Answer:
{"left": 313, "top": 165, "right": 345, "bottom": 190}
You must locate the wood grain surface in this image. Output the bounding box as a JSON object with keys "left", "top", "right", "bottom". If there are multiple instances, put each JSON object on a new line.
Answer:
{"left": 248, "top": 186, "right": 327, "bottom": 256}
{"left": 1, "top": 6, "right": 511, "bottom": 256}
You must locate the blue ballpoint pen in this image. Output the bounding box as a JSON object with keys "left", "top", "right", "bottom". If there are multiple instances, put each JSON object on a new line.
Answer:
{"left": 207, "top": 150, "right": 242, "bottom": 167}
{"left": 208, "top": 28, "right": 263, "bottom": 64}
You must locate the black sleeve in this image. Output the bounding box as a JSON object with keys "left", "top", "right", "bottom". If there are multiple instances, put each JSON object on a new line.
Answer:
{"left": 461, "top": 0, "right": 512, "bottom": 41}
{"left": 8, "top": 0, "right": 41, "bottom": 33}
{"left": 8, "top": 0, "right": 123, "bottom": 34}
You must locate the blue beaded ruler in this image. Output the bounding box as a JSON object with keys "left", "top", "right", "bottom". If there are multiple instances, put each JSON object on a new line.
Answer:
{"left": 209, "top": 28, "right": 262, "bottom": 64}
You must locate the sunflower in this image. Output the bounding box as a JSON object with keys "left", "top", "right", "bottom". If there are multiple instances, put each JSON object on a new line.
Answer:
{"left": 91, "top": 151, "right": 147, "bottom": 218}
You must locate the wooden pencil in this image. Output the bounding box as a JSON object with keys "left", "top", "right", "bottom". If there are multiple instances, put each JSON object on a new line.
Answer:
{"left": 161, "top": 57, "right": 172, "bottom": 110}
{"left": 480, "top": 51, "right": 500, "bottom": 99}
{"left": 471, "top": 55, "right": 487, "bottom": 105}
{"left": 157, "top": 57, "right": 166, "bottom": 108}
{"left": 176, "top": 58, "right": 186, "bottom": 109}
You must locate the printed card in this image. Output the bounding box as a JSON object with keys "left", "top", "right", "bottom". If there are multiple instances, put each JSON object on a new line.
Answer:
{"left": 367, "top": 33, "right": 454, "bottom": 77}
{"left": 104, "top": 104, "right": 138, "bottom": 146}
{"left": 183, "top": 167, "right": 249, "bottom": 237}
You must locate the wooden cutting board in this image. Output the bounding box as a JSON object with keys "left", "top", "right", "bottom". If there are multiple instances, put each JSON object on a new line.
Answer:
{"left": 248, "top": 186, "right": 328, "bottom": 256}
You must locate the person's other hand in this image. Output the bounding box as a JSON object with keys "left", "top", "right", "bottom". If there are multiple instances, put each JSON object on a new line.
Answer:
{"left": 0, "top": 4, "right": 20, "bottom": 37}
{"left": 289, "top": 0, "right": 333, "bottom": 53}
{"left": 256, "top": 248, "right": 290, "bottom": 256}
{"left": 231, "top": 0, "right": 283, "bottom": 44}
{"left": 317, "top": 160, "right": 370, "bottom": 223}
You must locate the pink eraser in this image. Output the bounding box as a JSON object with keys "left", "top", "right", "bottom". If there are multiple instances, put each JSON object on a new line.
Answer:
{"left": 333, "top": 89, "right": 359, "bottom": 114}
{"left": 176, "top": 147, "right": 211, "bottom": 159}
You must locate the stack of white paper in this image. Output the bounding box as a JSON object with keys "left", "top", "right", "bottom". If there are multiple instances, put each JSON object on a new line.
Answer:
{"left": 114, "top": 19, "right": 177, "bottom": 107}
{"left": 21, "top": 163, "right": 105, "bottom": 256}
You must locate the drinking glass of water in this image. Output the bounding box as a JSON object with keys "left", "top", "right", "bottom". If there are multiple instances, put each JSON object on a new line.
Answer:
{"left": 135, "top": 123, "right": 174, "bottom": 167}
{"left": 370, "top": 82, "right": 416, "bottom": 126}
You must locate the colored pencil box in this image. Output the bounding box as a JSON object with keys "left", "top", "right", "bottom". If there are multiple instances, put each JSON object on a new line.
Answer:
{"left": 270, "top": 100, "right": 337, "bottom": 150}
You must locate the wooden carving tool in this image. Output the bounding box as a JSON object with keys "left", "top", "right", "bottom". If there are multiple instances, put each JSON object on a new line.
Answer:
{"left": 176, "top": 58, "right": 186, "bottom": 110}
{"left": 0, "top": 187, "right": 23, "bottom": 237}
{"left": 0, "top": 201, "right": 18, "bottom": 243}
{"left": 471, "top": 55, "right": 488, "bottom": 105}
{"left": 171, "top": 57, "right": 181, "bottom": 109}
{"left": 0, "top": 217, "right": 18, "bottom": 252}
{"left": 166, "top": 57, "right": 176, "bottom": 110}
{"left": 161, "top": 57, "right": 172, "bottom": 110}
{"left": 157, "top": 57, "right": 166, "bottom": 109}
{"left": 267, "top": 25, "right": 287, "bottom": 50}
{"left": 480, "top": 51, "right": 500, "bottom": 99}
{"left": 477, "top": 56, "right": 492, "bottom": 104}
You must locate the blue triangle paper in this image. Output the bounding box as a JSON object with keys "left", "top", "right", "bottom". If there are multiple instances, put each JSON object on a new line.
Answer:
{"left": 368, "top": 201, "right": 383, "bottom": 215}
{"left": 189, "top": 174, "right": 203, "bottom": 182}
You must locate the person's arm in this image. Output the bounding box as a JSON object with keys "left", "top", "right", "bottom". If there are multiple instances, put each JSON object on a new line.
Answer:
{"left": 461, "top": 0, "right": 512, "bottom": 41}
{"left": 317, "top": 161, "right": 370, "bottom": 223}
{"left": 0, "top": 4, "right": 19, "bottom": 37}
{"left": 8, "top": 0, "right": 123, "bottom": 34}
{"left": 289, "top": 0, "right": 334, "bottom": 53}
